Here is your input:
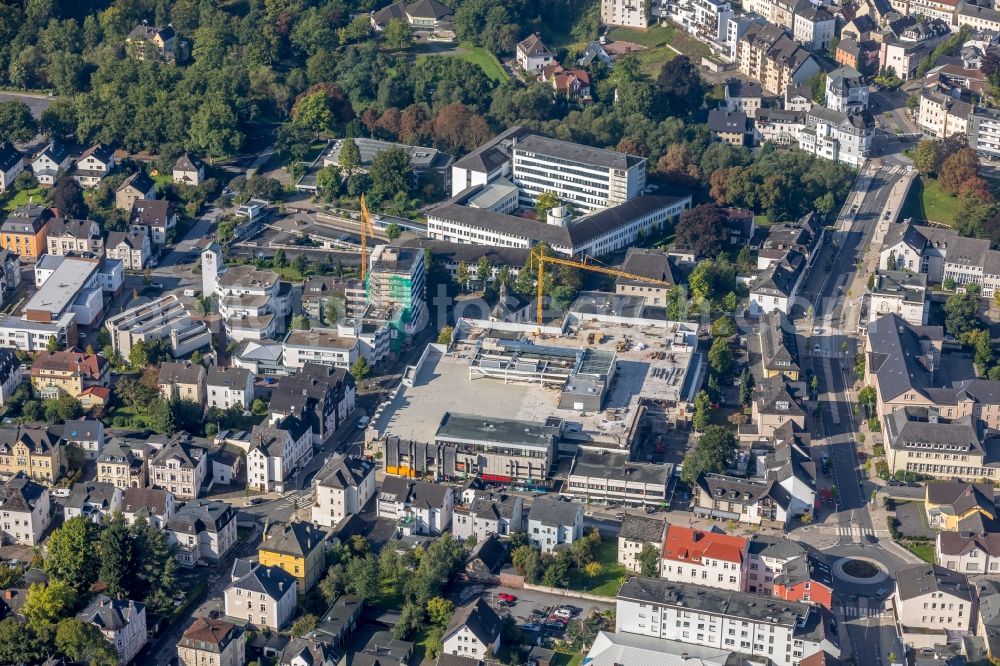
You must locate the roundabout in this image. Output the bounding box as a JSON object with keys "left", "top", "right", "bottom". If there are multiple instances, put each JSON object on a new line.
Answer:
{"left": 834, "top": 556, "right": 889, "bottom": 585}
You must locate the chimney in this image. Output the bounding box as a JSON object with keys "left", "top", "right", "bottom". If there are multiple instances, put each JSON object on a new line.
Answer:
{"left": 692, "top": 531, "right": 701, "bottom": 542}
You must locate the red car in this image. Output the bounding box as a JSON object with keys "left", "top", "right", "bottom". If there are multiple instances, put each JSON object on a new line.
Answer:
{"left": 498, "top": 593, "right": 517, "bottom": 603}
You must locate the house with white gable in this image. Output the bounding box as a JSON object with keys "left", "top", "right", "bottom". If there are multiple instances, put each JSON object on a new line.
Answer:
{"left": 77, "top": 595, "right": 147, "bottom": 664}
{"left": 442, "top": 598, "right": 503, "bottom": 660}
{"left": 31, "top": 142, "right": 72, "bottom": 187}
{"left": 0, "top": 143, "right": 24, "bottom": 194}
{"left": 516, "top": 34, "right": 555, "bottom": 74}
{"left": 0, "top": 472, "right": 50, "bottom": 546}
{"left": 527, "top": 497, "right": 584, "bottom": 553}
{"left": 73, "top": 144, "right": 115, "bottom": 188}
{"left": 246, "top": 416, "right": 313, "bottom": 493}
{"left": 207, "top": 366, "right": 255, "bottom": 411}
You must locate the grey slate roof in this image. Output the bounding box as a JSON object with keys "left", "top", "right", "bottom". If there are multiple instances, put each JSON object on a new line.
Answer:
{"left": 866, "top": 314, "right": 944, "bottom": 402}
{"left": 78, "top": 595, "right": 144, "bottom": 632}
{"left": 0, "top": 472, "right": 46, "bottom": 513}
{"left": 207, "top": 365, "right": 252, "bottom": 389}
{"left": 444, "top": 598, "right": 502, "bottom": 645}
{"left": 895, "top": 563, "right": 972, "bottom": 602}
{"left": 452, "top": 126, "right": 535, "bottom": 173}
{"left": 168, "top": 499, "right": 234, "bottom": 535}
{"left": 151, "top": 438, "right": 206, "bottom": 469}
{"left": 260, "top": 522, "right": 327, "bottom": 557}
{"left": 926, "top": 482, "right": 995, "bottom": 513}
{"left": 228, "top": 561, "right": 296, "bottom": 600}
{"left": 379, "top": 476, "right": 451, "bottom": 509}
{"left": 528, "top": 497, "right": 581, "bottom": 527}
{"left": 316, "top": 455, "right": 375, "bottom": 490}
{"left": 65, "top": 482, "right": 118, "bottom": 512}
{"left": 122, "top": 487, "right": 170, "bottom": 517}
{"left": 469, "top": 492, "right": 519, "bottom": 521}
{"left": 760, "top": 310, "right": 799, "bottom": 375}
{"left": 117, "top": 170, "right": 156, "bottom": 194}
{"left": 0, "top": 143, "right": 22, "bottom": 174}
{"left": 467, "top": 534, "right": 506, "bottom": 573}
{"left": 158, "top": 361, "right": 205, "bottom": 386}
{"left": 708, "top": 109, "right": 748, "bottom": 134}
{"left": 617, "top": 248, "right": 674, "bottom": 288}
{"left": 618, "top": 514, "right": 666, "bottom": 544}
{"left": 512, "top": 134, "right": 645, "bottom": 171}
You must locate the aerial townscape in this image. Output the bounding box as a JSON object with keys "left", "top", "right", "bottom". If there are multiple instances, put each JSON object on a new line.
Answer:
{"left": 6, "top": 1, "right": 1000, "bottom": 666}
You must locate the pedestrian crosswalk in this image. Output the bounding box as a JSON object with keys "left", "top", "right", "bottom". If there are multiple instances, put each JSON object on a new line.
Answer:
{"left": 841, "top": 603, "right": 884, "bottom": 618}
{"left": 837, "top": 524, "right": 877, "bottom": 541}
{"left": 274, "top": 488, "right": 314, "bottom": 510}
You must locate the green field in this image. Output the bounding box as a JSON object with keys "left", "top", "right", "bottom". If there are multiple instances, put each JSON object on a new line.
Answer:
{"left": 456, "top": 44, "right": 510, "bottom": 83}
{"left": 900, "top": 176, "right": 960, "bottom": 226}
{"left": 554, "top": 651, "right": 585, "bottom": 666}
{"left": 3, "top": 186, "right": 45, "bottom": 212}
{"left": 607, "top": 23, "right": 713, "bottom": 76}
{"left": 567, "top": 538, "right": 628, "bottom": 597}
{"left": 904, "top": 542, "right": 935, "bottom": 564}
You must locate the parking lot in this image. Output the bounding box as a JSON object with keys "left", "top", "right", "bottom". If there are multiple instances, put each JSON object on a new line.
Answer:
{"left": 451, "top": 583, "right": 615, "bottom": 637}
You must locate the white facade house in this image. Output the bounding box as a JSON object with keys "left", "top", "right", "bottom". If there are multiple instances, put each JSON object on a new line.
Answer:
{"left": 824, "top": 66, "right": 868, "bottom": 114}
{"left": 105, "top": 294, "right": 212, "bottom": 361}
{"left": 121, "top": 487, "right": 175, "bottom": 529}
{"left": 442, "top": 599, "right": 503, "bottom": 660}
{"left": 73, "top": 144, "right": 115, "bottom": 188}
{"left": 868, "top": 270, "right": 929, "bottom": 327}
{"left": 511, "top": 134, "right": 647, "bottom": 212}
{"left": 105, "top": 230, "right": 151, "bottom": 270}
{"left": 527, "top": 498, "right": 584, "bottom": 553}
{"left": 892, "top": 564, "right": 973, "bottom": 649}
{"left": 0, "top": 473, "right": 50, "bottom": 546}
{"left": 616, "top": 577, "right": 840, "bottom": 666}
{"left": 282, "top": 326, "right": 361, "bottom": 371}
{"left": 207, "top": 366, "right": 255, "bottom": 411}
{"left": 749, "top": 251, "right": 806, "bottom": 316}
{"left": 662, "top": 0, "right": 732, "bottom": 43}
{"left": 63, "top": 481, "right": 123, "bottom": 523}
{"left": 797, "top": 106, "right": 873, "bottom": 167}
{"left": 450, "top": 126, "right": 533, "bottom": 197}
{"left": 166, "top": 499, "right": 237, "bottom": 567}
{"left": 149, "top": 439, "right": 209, "bottom": 500}
{"left": 32, "top": 142, "right": 72, "bottom": 187}
{"left": 78, "top": 596, "right": 147, "bottom": 665}
{"left": 452, "top": 491, "right": 525, "bottom": 541}
{"left": 516, "top": 34, "right": 555, "bottom": 73}
{"left": 246, "top": 416, "right": 313, "bottom": 493}
{"left": 311, "top": 455, "right": 377, "bottom": 528}
{"left": 224, "top": 560, "right": 298, "bottom": 630}
{"left": 0, "top": 142, "right": 24, "bottom": 193}
{"left": 377, "top": 476, "right": 454, "bottom": 536}
{"left": 601, "top": 0, "right": 649, "bottom": 27}
{"left": 936, "top": 531, "right": 1000, "bottom": 575}
{"left": 0, "top": 349, "right": 24, "bottom": 408}
{"left": 792, "top": 6, "right": 835, "bottom": 51}
{"left": 660, "top": 525, "right": 749, "bottom": 592}
{"left": 618, "top": 514, "right": 666, "bottom": 574}
{"left": 209, "top": 263, "right": 292, "bottom": 343}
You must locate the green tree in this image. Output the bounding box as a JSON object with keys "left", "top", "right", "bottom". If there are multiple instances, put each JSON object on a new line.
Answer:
{"left": 707, "top": 337, "right": 734, "bottom": 376}
{"left": 681, "top": 425, "right": 737, "bottom": 485}
{"left": 385, "top": 221, "right": 402, "bottom": 240}
{"left": 340, "top": 138, "right": 361, "bottom": 171}
{"left": 913, "top": 140, "right": 939, "bottom": 176}
{"left": 384, "top": 18, "right": 414, "bottom": 49}
{"left": 692, "top": 389, "right": 712, "bottom": 432}
{"left": 290, "top": 614, "right": 319, "bottom": 638}
{"left": 147, "top": 398, "right": 176, "bottom": 435}
{"left": 293, "top": 91, "right": 335, "bottom": 135}
{"left": 976, "top": 330, "right": 995, "bottom": 373}
{"left": 476, "top": 256, "right": 491, "bottom": 284}
{"left": 55, "top": 618, "right": 119, "bottom": 666}
{"left": 45, "top": 516, "right": 100, "bottom": 591}
{"left": 738, "top": 368, "right": 755, "bottom": 406}
{"left": 711, "top": 316, "right": 734, "bottom": 337}
{"left": 273, "top": 249, "right": 287, "bottom": 268}
{"left": 316, "top": 165, "right": 342, "bottom": 199}
{"left": 639, "top": 543, "right": 660, "bottom": 577}
{"left": 188, "top": 97, "right": 242, "bottom": 161}
{"left": 437, "top": 326, "right": 454, "bottom": 344}
{"left": 456, "top": 260, "right": 470, "bottom": 289}
{"left": 295, "top": 252, "right": 310, "bottom": 276}
{"left": 0, "top": 101, "right": 38, "bottom": 144}
{"left": 319, "top": 564, "right": 346, "bottom": 604}
{"left": 944, "top": 291, "right": 980, "bottom": 337}
{"left": 46, "top": 336, "right": 61, "bottom": 352}
{"left": 369, "top": 146, "right": 412, "bottom": 203}
{"left": 22, "top": 580, "right": 78, "bottom": 632}
{"left": 324, "top": 297, "right": 340, "bottom": 325}
{"left": 129, "top": 339, "right": 149, "bottom": 368}
{"left": 534, "top": 191, "right": 561, "bottom": 220}
{"left": 0, "top": 617, "right": 38, "bottom": 664}
{"left": 99, "top": 513, "right": 141, "bottom": 599}
{"left": 344, "top": 554, "right": 381, "bottom": 599}
{"left": 427, "top": 597, "right": 455, "bottom": 626}
{"left": 351, "top": 356, "right": 372, "bottom": 382}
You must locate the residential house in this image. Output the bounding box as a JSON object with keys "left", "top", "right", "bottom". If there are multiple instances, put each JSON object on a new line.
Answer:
{"left": 0, "top": 426, "right": 66, "bottom": 482}
{"left": 0, "top": 143, "right": 24, "bottom": 193}
{"left": 878, "top": 221, "right": 1000, "bottom": 296}
{"left": 98, "top": 439, "right": 147, "bottom": 489}
{"left": 867, "top": 270, "right": 928, "bottom": 327}
{"left": 149, "top": 437, "right": 208, "bottom": 500}
{"left": 246, "top": 416, "right": 313, "bottom": 493}
{"left": 660, "top": 525, "right": 748, "bottom": 591}
{"left": 121, "top": 487, "right": 175, "bottom": 529}
{"left": 615, "top": 577, "right": 841, "bottom": 664}
{"left": 615, "top": 248, "right": 674, "bottom": 306}
{"left": 73, "top": 144, "right": 115, "bottom": 188}
{"left": 77, "top": 595, "right": 147, "bottom": 664}
{"left": 465, "top": 534, "right": 507, "bottom": 582}
{"left": 976, "top": 580, "right": 1000, "bottom": 663}
{"left": 1, "top": 204, "right": 52, "bottom": 261}
{"left": 925, "top": 481, "right": 997, "bottom": 530}
{"left": 206, "top": 366, "right": 254, "bottom": 411}
{"left": 725, "top": 80, "right": 764, "bottom": 114}
{"left": 178, "top": 617, "right": 245, "bottom": 666}
{"left": 233, "top": 340, "right": 286, "bottom": 376}
{"left": 749, "top": 251, "right": 806, "bottom": 315}
{"left": 258, "top": 522, "right": 328, "bottom": 592}
{"left": 735, "top": 24, "right": 821, "bottom": 96}
{"left": 747, "top": 375, "right": 806, "bottom": 441}
{"left": 618, "top": 514, "right": 666, "bottom": 574}
{"left": 311, "top": 455, "right": 377, "bottom": 528}
{"left": 377, "top": 476, "right": 454, "bottom": 535}
{"left": 125, "top": 23, "right": 176, "bottom": 60}
{"left": 745, "top": 536, "right": 808, "bottom": 595}
{"left": 708, "top": 109, "right": 751, "bottom": 146}
{"left": 601, "top": 0, "right": 649, "bottom": 28}
{"left": 836, "top": 38, "right": 879, "bottom": 74}
{"left": 793, "top": 5, "right": 835, "bottom": 51}
{"left": 370, "top": 0, "right": 455, "bottom": 35}
{"left": 173, "top": 153, "right": 205, "bottom": 186}
{"left": 759, "top": 310, "right": 800, "bottom": 381}
{"left": 0, "top": 249, "right": 20, "bottom": 298}
{"left": 797, "top": 107, "right": 873, "bottom": 167}
{"left": 517, "top": 34, "right": 555, "bottom": 74}
{"left": 280, "top": 639, "right": 338, "bottom": 666}
{"left": 0, "top": 348, "right": 22, "bottom": 407}
{"left": 115, "top": 171, "right": 157, "bottom": 211}
{"left": 224, "top": 560, "right": 298, "bottom": 630}
{"left": 63, "top": 481, "right": 122, "bottom": 523}
{"left": 825, "top": 66, "right": 868, "bottom": 114}
{"left": 442, "top": 599, "right": 502, "bottom": 659}
{"left": 31, "top": 142, "right": 72, "bottom": 187}
{"left": 754, "top": 426, "right": 817, "bottom": 522}
{"left": 269, "top": 363, "right": 357, "bottom": 444}
{"left": 452, "top": 491, "right": 524, "bottom": 541}
{"left": 768, "top": 549, "right": 833, "bottom": 608}
{"left": 526, "top": 498, "right": 584, "bottom": 553}
{"left": 694, "top": 473, "right": 800, "bottom": 527}
{"left": 540, "top": 64, "right": 591, "bottom": 100}
{"left": 892, "top": 564, "right": 973, "bottom": 648}
{"left": 157, "top": 361, "right": 207, "bottom": 406}
{"left": 917, "top": 89, "right": 972, "bottom": 139}
{"left": 45, "top": 217, "right": 104, "bottom": 257}
{"left": 936, "top": 528, "right": 1000, "bottom": 575}
{"left": 129, "top": 199, "right": 177, "bottom": 248}
{"left": 30, "top": 349, "right": 109, "bottom": 402}
{"left": 105, "top": 230, "right": 150, "bottom": 270}
{"left": 167, "top": 499, "right": 237, "bottom": 566}
{"left": 754, "top": 108, "right": 806, "bottom": 146}
{"left": 0, "top": 473, "right": 50, "bottom": 546}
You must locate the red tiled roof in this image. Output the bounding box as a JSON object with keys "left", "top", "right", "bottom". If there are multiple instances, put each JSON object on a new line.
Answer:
{"left": 30, "top": 349, "right": 106, "bottom": 381}
{"left": 79, "top": 386, "right": 111, "bottom": 401}
{"left": 662, "top": 525, "right": 747, "bottom": 564}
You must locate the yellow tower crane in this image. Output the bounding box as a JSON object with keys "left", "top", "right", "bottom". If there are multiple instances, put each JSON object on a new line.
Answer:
{"left": 530, "top": 246, "right": 674, "bottom": 323}
{"left": 359, "top": 194, "right": 377, "bottom": 282}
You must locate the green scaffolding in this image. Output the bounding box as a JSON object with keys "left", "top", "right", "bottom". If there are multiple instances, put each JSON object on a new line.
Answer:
{"left": 366, "top": 273, "right": 414, "bottom": 352}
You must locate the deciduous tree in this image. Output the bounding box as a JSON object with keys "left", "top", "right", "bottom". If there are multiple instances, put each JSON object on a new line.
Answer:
{"left": 45, "top": 516, "right": 100, "bottom": 591}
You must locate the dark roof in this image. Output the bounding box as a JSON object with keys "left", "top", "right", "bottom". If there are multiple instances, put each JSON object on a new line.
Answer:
{"left": 174, "top": 153, "right": 204, "bottom": 172}
{"left": 512, "top": 134, "right": 645, "bottom": 170}
{"left": 280, "top": 638, "right": 337, "bottom": 665}
{"left": 617, "top": 248, "right": 674, "bottom": 288}
{"left": 437, "top": 656, "right": 483, "bottom": 666}
{"left": 468, "top": 492, "right": 520, "bottom": 521}
{"left": 130, "top": 199, "right": 174, "bottom": 228}
{"left": 228, "top": 561, "right": 297, "bottom": 600}
{"left": 398, "top": 239, "right": 530, "bottom": 273}
{"left": 79, "top": 144, "right": 113, "bottom": 164}
{"left": 78, "top": 595, "right": 144, "bottom": 631}
{"left": 260, "top": 522, "right": 327, "bottom": 557}
{"left": 122, "top": 487, "right": 171, "bottom": 517}
{"left": 65, "top": 481, "right": 118, "bottom": 512}
{"left": 528, "top": 497, "right": 582, "bottom": 527}
{"left": 518, "top": 34, "right": 553, "bottom": 57}
{"left": 0, "top": 349, "right": 20, "bottom": 384}
{"left": 760, "top": 310, "right": 799, "bottom": 375}
{"left": 453, "top": 126, "right": 535, "bottom": 174}
{"left": 179, "top": 617, "right": 242, "bottom": 652}
{"left": 168, "top": 499, "right": 234, "bottom": 534}
{"left": 0, "top": 472, "right": 46, "bottom": 512}
{"left": 207, "top": 365, "right": 253, "bottom": 389}
{"left": 151, "top": 438, "right": 206, "bottom": 469}
{"left": 751, "top": 251, "right": 805, "bottom": 298}
{"left": 886, "top": 409, "right": 981, "bottom": 453}
{"left": 939, "top": 530, "right": 1000, "bottom": 557}
{"left": 754, "top": 375, "right": 805, "bottom": 416}
{"left": 316, "top": 455, "right": 375, "bottom": 490}
{"left": 708, "top": 109, "right": 748, "bottom": 134}
{"left": 1, "top": 205, "right": 52, "bottom": 235}
{"left": 467, "top": 534, "right": 506, "bottom": 573}
{"left": 895, "top": 563, "right": 972, "bottom": 602}
{"left": 747, "top": 534, "right": 806, "bottom": 560}
{"left": 379, "top": 476, "right": 452, "bottom": 509}
{"left": 0, "top": 143, "right": 22, "bottom": 174}
{"left": 405, "top": 0, "right": 452, "bottom": 20}
{"left": 117, "top": 170, "right": 156, "bottom": 195}
{"left": 618, "top": 514, "right": 667, "bottom": 544}
{"left": 0, "top": 426, "right": 62, "bottom": 456}
{"left": 158, "top": 361, "right": 206, "bottom": 386}
{"left": 726, "top": 80, "right": 763, "bottom": 98}
{"left": 444, "top": 598, "right": 502, "bottom": 645}
{"left": 927, "top": 482, "right": 995, "bottom": 512}
{"left": 47, "top": 217, "right": 99, "bottom": 240}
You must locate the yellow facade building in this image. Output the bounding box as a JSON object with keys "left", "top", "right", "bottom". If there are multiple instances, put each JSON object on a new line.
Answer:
{"left": 257, "top": 522, "right": 327, "bottom": 592}
{"left": 0, "top": 426, "right": 66, "bottom": 482}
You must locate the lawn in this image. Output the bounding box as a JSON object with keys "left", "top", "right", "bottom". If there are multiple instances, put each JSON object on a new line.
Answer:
{"left": 607, "top": 23, "right": 713, "bottom": 76}
{"left": 455, "top": 44, "right": 510, "bottom": 83}
{"left": 3, "top": 186, "right": 45, "bottom": 212}
{"left": 899, "top": 176, "right": 960, "bottom": 226}
{"left": 568, "top": 538, "right": 628, "bottom": 597}
{"left": 554, "top": 650, "right": 584, "bottom": 666}
{"left": 904, "top": 541, "right": 935, "bottom": 564}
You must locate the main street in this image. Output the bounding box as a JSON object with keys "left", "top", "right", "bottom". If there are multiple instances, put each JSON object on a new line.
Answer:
{"left": 789, "top": 161, "right": 913, "bottom": 666}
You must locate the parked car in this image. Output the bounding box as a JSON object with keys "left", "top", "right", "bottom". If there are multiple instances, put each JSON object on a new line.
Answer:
{"left": 498, "top": 593, "right": 517, "bottom": 603}
{"left": 865, "top": 533, "right": 878, "bottom": 544}
{"left": 497, "top": 600, "right": 512, "bottom": 608}
{"left": 248, "top": 497, "right": 266, "bottom": 506}
{"left": 358, "top": 416, "right": 370, "bottom": 429}
{"left": 553, "top": 608, "right": 572, "bottom": 619}
{"left": 51, "top": 488, "right": 71, "bottom": 498}
{"left": 529, "top": 609, "right": 547, "bottom": 620}
{"left": 520, "top": 623, "right": 542, "bottom": 632}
